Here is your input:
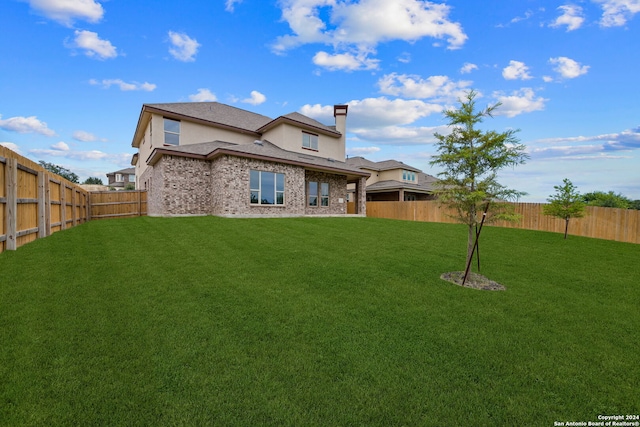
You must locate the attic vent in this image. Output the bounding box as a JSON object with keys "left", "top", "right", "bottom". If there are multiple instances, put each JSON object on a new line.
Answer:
{"left": 253, "top": 140, "right": 263, "bottom": 145}
{"left": 327, "top": 157, "right": 335, "bottom": 162}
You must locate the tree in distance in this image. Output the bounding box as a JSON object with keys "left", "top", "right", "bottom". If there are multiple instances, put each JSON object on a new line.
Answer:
{"left": 83, "top": 177, "right": 104, "bottom": 185}
{"left": 582, "top": 190, "right": 631, "bottom": 209}
{"left": 38, "top": 161, "right": 79, "bottom": 183}
{"left": 430, "top": 90, "right": 528, "bottom": 275}
{"left": 543, "top": 178, "right": 586, "bottom": 239}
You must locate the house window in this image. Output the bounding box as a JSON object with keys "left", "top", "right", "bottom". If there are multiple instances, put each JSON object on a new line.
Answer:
{"left": 308, "top": 181, "right": 329, "bottom": 206}
{"left": 302, "top": 132, "right": 318, "bottom": 150}
{"left": 250, "top": 170, "right": 285, "bottom": 205}
{"left": 164, "top": 118, "right": 180, "bottom": 145}
{"left": 115, "top": 173, "right": 123, "bottom": 182}
{"left": 403, "top": 170, "right": 416, "bottom": 182}
{"left": 321, "top": 182, "right": 329, "bottom": 206}
{"left": 128, "top": 174, "right": 135, "bottom": 182}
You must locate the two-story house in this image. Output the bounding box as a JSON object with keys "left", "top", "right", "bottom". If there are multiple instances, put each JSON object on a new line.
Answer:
{"left": 130, "top": 102, "right": 369, "bottom": 216}
{"left": 345, "top": 157, "right": 438, "bottom": 202}
{"left": 106, "top": 167, "right": 136, "bottom": 190}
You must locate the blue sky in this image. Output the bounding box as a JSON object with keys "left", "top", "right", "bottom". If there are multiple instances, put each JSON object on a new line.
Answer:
{"left": 1, "top": 0, "right": 639, "bottom": 201}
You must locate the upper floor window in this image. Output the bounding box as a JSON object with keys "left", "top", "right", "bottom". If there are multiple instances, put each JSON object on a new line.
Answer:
{"left": 164, "top": 118, "right": 180, "bottom": 145}
{"left": 302, "top": 132, "right": 318, "bottom": 150}
{"left": 115, "top": 173, "right": 123, "bottom": 182}
{"left": 402, "top": 170, "right": 416, "bottom": 182}
{"left": 128, "top": 174, "right": 135, "bottom": 182}
{"left": 250, "top": 170, "right": 285, "bottom": 205}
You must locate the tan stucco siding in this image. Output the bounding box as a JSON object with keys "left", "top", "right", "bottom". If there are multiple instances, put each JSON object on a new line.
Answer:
{"left": 150, "top": 114, "right": 257, "bottom": 147}
{"left": 379, "top": 169, "right": 403, "bottom": 181}
{"left": 262, "top": 123, "right": 345, "bottom": 161}
{"left": 135, "top": 121, "right": 154, "bottom": 188}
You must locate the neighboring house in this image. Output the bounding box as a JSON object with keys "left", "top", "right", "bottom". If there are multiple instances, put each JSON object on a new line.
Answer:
{"left": 130, "top": 102, "right": 369, "bottom": 216}
{"left": 345, "top": 157, "right": 439, "bottom": 202}
{"left": 106, "top": 167, "right": 136, "bottom": 190}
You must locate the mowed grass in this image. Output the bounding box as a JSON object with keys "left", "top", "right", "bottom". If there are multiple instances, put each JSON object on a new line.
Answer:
{"left": 0, "top": 216, "right": 638, "bottom": 426}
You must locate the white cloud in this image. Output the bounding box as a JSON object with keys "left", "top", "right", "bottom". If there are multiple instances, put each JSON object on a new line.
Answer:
{"left": 330, "top": 0, "right": 467, "bottom": 48}
{"left": 51, "top": 141, "right": 70, "bottom": 151}
{"left": 168, "top": 31, "right": 200, "bottom": 62}
{"left": 0, "top": 114, "right": 56, "bottom": 136}
{"left": 73, "top": 130, "right": 105, "bottom": 142}
{"left": 508, "top": 9, "right": 535, "bottom": 25}
{"left": 27, "top": 0, "right": 104, "bottom": 26}
{"left": 550, "top": 5, "right": 585, "bottom": 31}
{"left": 493, "top": 88, "right": 548, "bottom": 117}
{"left": 313, "top": 50, "right": 379, "bottom": 71}
{"left": 351, "top": 125, "right": 449, "bottom": 144}
{"left": 0, "top": 142, "right": 22, "bottom": 154}
{"left": 301, "top": 97, "right": 448, "bottom": 145}
{"left": 502, "top": 60, "right": 533, "bottom": 80}
{"left": 593, "top": 0, "right": 640, "bottom": 27}
{"left": 377, "top": 73, "right": 472, "bottom": 102}
{"left": 535, "top": 126, "right": 640, "bottom": 153}
{"left": 90, "top": 79, "right": 156, "bottom": 91}
{"left": 302, "top": 97, "right": 444, "bottom": 130}
{"left": 460, "top": 62, "right": 478, "bottom": 74}
{"left": 397, "top": 52, "right": 411, "bottom": 64}
{"left": 29, "top": 147, "right": 132, "bottom": 163}
{"left": 549, "top": 56, "right": 590, "bottom": 78}
{"left": 346, "top": 146, "right": 381, "bottom": 155}
{"left": 225, "top": 0, "right": 242, "bottom": 12}
{"left": 189, "top": 88, "right": 217, "bottom": 102}
{"left": 68, "top": 30, "right": 117, "bottom": 60}
{"left": 242, "top": 91, "right": 267, "bottom": 105}
{"left": 272, "top": 0, "right": 467, "bottom": 69}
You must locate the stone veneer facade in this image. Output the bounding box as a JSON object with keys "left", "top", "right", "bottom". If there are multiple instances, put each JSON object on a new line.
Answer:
{"left": 140, "top": 154, "right": 360, "bottom": 217}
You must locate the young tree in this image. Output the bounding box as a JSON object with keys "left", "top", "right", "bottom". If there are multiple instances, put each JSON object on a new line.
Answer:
{"left": 38, "top": 161, "right": 79, "bottom": 183}
{"left": 543, "top": 178, "right": 586, "bottom": 239}
{"left": 430, "top": 90, "right": 528, "bottom": 272}
{"left": 83, "top": 177, "right": 104, "bottom": 185}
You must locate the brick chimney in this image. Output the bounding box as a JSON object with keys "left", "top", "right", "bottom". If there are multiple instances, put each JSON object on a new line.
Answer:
{"left": 334, "top": 105, "right": 348, "bottom": 161}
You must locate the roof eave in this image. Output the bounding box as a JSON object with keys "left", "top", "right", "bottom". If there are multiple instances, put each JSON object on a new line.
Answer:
{"left": 146, "top": 146, "right": 370, "bottom": 179}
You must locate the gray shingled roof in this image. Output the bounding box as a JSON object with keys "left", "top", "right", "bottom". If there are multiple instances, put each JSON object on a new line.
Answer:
{"left": 145, "top": 102, "right": 273, "bottom": 132}
{"left": 345, "top": 156, "right": 421, "bottom": 172}
{"left": 345, "top": 156, "right": 439, "bottom": 193}
{"left": 366, "top": 173, "right": 439, "bottom": 193}
{"left": 107, "top": 167, "right": 135, "bottom": 176}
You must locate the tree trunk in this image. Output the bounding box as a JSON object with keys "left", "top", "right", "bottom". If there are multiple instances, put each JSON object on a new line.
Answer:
{"left": 467, "top": 224, "right": 475, "bottom": 268}
{"left": 564, "top": 218, "right": 569, "bottom": 239}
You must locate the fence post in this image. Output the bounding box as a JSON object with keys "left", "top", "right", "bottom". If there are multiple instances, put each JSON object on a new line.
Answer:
{"left": 60, "top": 183, "right": 66, "bottom": 230}
{"left": 45, "top": 175, "right": 51, "bottom": 236}
{"left": 72, "top": 188, "right": 77, "bottom": 227}
{"left": 37, "top": 171, "right": 46, "bottom": 238}
{"left": 5, "top": 158, "right": 17, "bottom": 250}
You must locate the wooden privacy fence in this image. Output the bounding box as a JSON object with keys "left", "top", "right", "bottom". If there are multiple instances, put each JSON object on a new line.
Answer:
{"left": 366, "top": 201, "right": 640, "bottom": 244}
{"left": 89, "top": 191, "right": 147, "bottom": 220}
{"left": 1, "top": 146, "right": 89, "bottom": 253}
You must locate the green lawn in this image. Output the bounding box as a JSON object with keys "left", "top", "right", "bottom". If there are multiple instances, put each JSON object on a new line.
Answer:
{"left": 1, "top": 216, "right": 638, "bottom": 426}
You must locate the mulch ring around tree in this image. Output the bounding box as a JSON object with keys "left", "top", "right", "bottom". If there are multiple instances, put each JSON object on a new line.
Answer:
{"left": 441, "top": 271, "right": 506, "bottom": 291}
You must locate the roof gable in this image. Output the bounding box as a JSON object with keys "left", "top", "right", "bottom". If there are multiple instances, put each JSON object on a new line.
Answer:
{"left": 257, "top": 111, "right": 340, "bottom": 137}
